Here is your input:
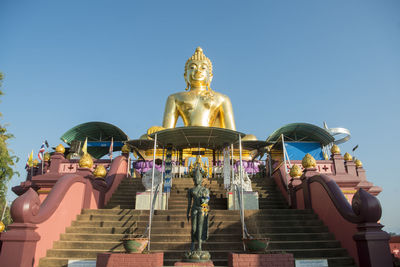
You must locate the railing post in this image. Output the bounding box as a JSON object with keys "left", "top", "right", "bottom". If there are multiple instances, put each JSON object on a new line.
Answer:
{"left": 353, "top": 222, "right": 392, "bottom": 267}
{"left": 301, "top": 167, "right": 319, "bottom": 209}
{"left": 288, "top": 181, "right": 297, "bottom": 209}
{"left": 48, "top": 152, "right": 65, "bottom": 173}
{"left": 0, "top": 223, "right": 40, "bottom": 267}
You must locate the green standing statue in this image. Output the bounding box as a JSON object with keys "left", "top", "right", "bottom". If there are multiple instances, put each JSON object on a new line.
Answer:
{"left": 185, "top": 167, "right": 211, "bottom": 262}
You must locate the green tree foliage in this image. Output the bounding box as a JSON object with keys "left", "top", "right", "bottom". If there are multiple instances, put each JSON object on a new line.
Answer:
{"left": 0, "top": 72, "right": 19, "bottom": 228}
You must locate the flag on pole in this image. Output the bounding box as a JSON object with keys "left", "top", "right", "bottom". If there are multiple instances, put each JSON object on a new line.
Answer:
{"left": 109, "top": 137, "right": 114, "bottom": 160}
{"left": 352, "top": 145, "right": 359, "bottom": 152}
{"left": 81, "top": 138, "right": 88, "bottom": 155}
{"left": 26, "top": 150, "right": 33, "bottom": 168}
{"left": 38, "top": 143, "right": 46, "bottom": 161}
{"left": 45, "top": 140, "right": 49, "bottom": 148}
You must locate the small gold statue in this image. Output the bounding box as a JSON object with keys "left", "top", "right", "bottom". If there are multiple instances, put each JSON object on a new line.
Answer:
{"left": 162, "top": 47, "right": 236, "bottom": 130}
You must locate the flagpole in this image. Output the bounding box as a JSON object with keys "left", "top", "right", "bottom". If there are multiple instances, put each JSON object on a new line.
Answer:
{"left": 1, "top": 181, "right": 10, "bottom": 221}
{"left": 1, "top": 201, "right": 8, "bottom": 221}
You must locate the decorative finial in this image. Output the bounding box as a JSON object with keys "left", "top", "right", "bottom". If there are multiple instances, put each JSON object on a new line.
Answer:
{"left": 79, "top": 153, "right": 93, "bottom": 169}
{"left": 302, "top": 153, "right": 317, "bottom": 168}
{"left": 289, "top": 165, "right": 303, "bottom": 178}
{"left": 331, "top": 144, "right": 341, "bottom": 154}
{"left": 93, "top": 165, "right": 107, "bottom": 178}
{"left": 33, "top": 159, "right": 39, "bottom": 167}
{"left": 44, "top": 152, "right": 51, "bottom": 161}
{"left": 355, "top": 159, "right": 363, "bottom": 168}
{"left": 343, "top": 152, "right": 353, "bottom": 161}
{"left": 121, "top": 144, "right": 130, "bottom": 154}
{"left": 55, "top": 144, "right": 65, "bottom": 154}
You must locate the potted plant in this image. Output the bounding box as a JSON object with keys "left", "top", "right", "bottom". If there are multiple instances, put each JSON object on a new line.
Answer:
{"left": 243, "top": 215, "right": 270, "bottom": 252}
{"left": 121, "top": 234, "right": 148, "bottom": 253}
{"left": 242, "top": 236, "right": 270, "bottom": 252}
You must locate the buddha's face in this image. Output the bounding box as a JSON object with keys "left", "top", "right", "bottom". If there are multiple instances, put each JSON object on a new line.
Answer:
{"left": 185, "top": 60, "right": 212, "bottom": 86}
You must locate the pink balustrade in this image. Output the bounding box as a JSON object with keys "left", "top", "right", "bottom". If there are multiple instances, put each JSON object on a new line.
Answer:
{"left": 0, "top": 152, "right": 129, "bottom": 267}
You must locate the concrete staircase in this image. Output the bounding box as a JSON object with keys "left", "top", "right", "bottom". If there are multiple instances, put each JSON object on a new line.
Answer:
{"left": 38, "top": 176, "right": 356, "bottom": 267}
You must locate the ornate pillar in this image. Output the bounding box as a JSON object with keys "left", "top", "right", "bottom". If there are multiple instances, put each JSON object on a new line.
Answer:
{"left": 0, "top": 223, "right": 40, "bottom": 266}
{"left": 331, "top": 145, "right": 346, "bottom": 175}
{"left": 300, "top": 154, "right": 319, "bottom": 209}
{"left": 351, "top": 189, "right": 393, "bottom": 267}
{"left": 353, "top": 222, "right": 392, "bottom": 267}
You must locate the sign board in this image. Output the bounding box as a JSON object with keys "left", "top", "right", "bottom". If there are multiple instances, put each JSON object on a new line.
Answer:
{"left": 295, "top": 259, "right": 328, "bottom": 267}
{"left": 67, "top": 260, "right": 96, "bottom": 267}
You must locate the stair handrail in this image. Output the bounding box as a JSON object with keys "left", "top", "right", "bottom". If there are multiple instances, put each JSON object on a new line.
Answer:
{"left": 292, "top": 170, "right": 392, "bottom": 267}
{"left": 142, "top": 184, "right": 160, "bottom": 246}
{"left": 234, "top": 184, "right": 250, "bottom": 242}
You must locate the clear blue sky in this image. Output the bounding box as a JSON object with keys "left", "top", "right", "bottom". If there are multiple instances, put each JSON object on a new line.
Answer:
{"left": 1, "top": 1, "right": 399, "bottom": 233}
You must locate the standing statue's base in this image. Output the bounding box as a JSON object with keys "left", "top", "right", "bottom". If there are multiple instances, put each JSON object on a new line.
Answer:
{"left": 183, "top": 250, "right": 211, "bottom": 262}
{"left": 175, "top": 260, "right": 214, "bottom": 266}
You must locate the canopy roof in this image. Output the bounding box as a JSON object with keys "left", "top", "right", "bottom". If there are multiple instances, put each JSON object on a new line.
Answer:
{"left": 149, "top": 126, "right": 245, "bottom": 150}
{"left": 234, "top": 140, "right": 270, "bottom": 150}
{"left": 126, "top": 139, "right": 160, "bottom": 151}
{"left": 267, "top": 123, "right": 334, "bottom": 146}
{"left": 60, "top": 121, "right": 129, "bottom": 158}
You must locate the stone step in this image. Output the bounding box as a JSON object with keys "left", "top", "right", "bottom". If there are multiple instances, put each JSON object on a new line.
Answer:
{"left": 76, "top": 213, "right": 319, "bottom": 221}
{"left": 45, "top": 246, "right": 349, "bottom": 259}
{"left": 167, "top": 198, "right": 227, "bottom": 203}
{"left": 52, "top": 241, "right": 243, "bottom": 251}
{"left": 168, "top": 188, "right": 277, "bottom": 192}
{"left": 60, "top": 232, "right": 334, "bottom": 242}
{"left": 165, "top": 198, "right": 287, "bottom": 204}
{"left": 61, "top": 233, "right": 240, "bottom": 242}
{"left": 160, "top": 248, "right": 350, "bottom": 259}
{"left": 107, "top": 195, "right": 137, "bottom": 200}
{"left": 167, "top": 204, "right": 226, "bottom": 208}
{"left": 81, "top": 208, "right": 315, "bottom": 215}
{"left": 104, "top": 205, "right": 135, "bottom": 209}
{"left": 162, "top": 257, "right": 356, "bottom": 267}
{"left": 38, "top": 251, "right": 244, "bottom": 266}
{"left": 71, "top": 219, "right": 324, "bottom": 228}
{"left": 113, "top": 184, "right": 143, "bottom": 188}
{"left": 38, "top": 255, "right": 355, "bottom": 267}
{"left": 259, "top": 205, "right": 290, "bottom": 209}
{"left": 105, "top": 200, "right": 136, "bottom": 205}
{"left": 168, "top": 206, "right": 227, "bottom": 210}
{"left": 65, "top": 225, "right": 330, "bottom": 234}
{"left": 53, "top": 239, "right": 342, "bottom": 251}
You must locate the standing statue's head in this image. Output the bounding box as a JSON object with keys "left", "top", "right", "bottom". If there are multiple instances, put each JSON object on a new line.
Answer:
{"left": 193, "top": 167, "right": 203, "bottom": 186}
{"left": 184, "top": 47, "right": 213, "bottom": 91}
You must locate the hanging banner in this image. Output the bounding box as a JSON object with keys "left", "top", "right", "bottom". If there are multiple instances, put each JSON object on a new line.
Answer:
{"left": 164, "top": 144, "right": 173, "bottom": 192}
{"left": 223, "top": 147, "right": 231, "bottom": 189}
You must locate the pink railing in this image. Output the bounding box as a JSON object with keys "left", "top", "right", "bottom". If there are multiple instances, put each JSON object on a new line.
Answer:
{"left": 0, "top": 153, "right": 128, "bottom": 267}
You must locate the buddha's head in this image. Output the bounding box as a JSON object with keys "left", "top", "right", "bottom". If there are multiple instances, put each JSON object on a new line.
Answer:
{"left": 184, "top": 47, "right": 213, "bottom": 90}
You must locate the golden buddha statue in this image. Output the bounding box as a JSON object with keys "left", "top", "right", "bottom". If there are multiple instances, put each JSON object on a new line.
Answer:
{"left": 162, "top": 47, "right": 236, "bottom": 130}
